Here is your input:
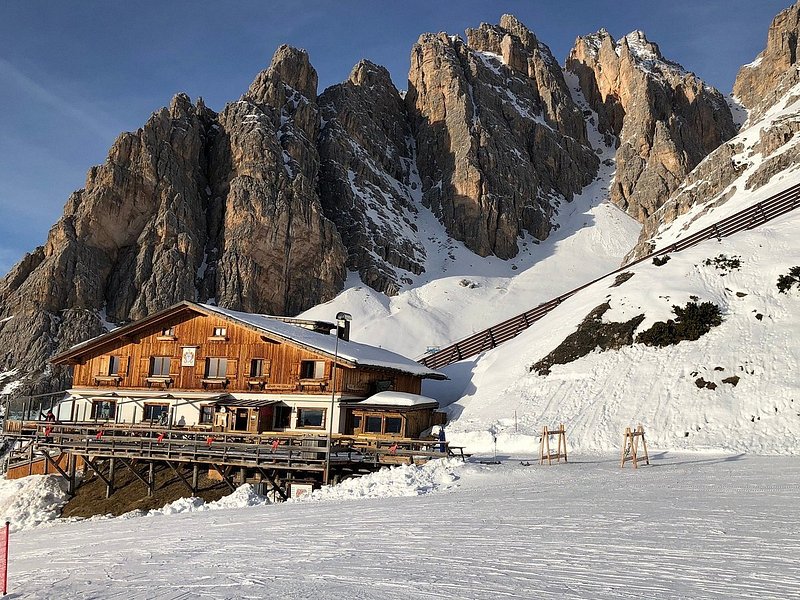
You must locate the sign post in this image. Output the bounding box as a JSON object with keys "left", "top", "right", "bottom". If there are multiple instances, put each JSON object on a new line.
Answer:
{"left": 1, "top": 520, "right": 9, "bottom": 595}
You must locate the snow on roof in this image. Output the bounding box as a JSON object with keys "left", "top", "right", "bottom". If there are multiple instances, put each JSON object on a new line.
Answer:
{"left": 200, "top": 304, "right": 446, "bottom": 380}
{"left": 358, "top": 391, "right": 440, "bottom": 408}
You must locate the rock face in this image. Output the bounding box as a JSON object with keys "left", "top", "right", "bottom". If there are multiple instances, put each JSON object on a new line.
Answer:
{"left": 733, "top": 2, "right": 800, "bottom": 121}
{"left": 628, "top": 4, "right": 800, "bottom": 261}
{"left": 0, "top": 46, "right": 346, "bottom": 395}
{"left": 318, "top": 61, "right": 425, "bottom": 295}
{"left": 567, "top": 29, "right": 737, "bottom": 221}
{"left": 407, "top": 15, "right": 599, "bottom": 259}
{"left": 209, "top": 46, "right": 346, "bottom": 315}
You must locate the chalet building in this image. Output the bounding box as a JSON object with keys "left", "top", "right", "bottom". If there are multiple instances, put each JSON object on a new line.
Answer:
{"left": 51, "top": 302, "right": 447, "bottom": 438}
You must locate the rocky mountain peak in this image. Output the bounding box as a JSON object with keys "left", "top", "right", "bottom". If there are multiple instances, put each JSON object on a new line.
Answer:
{"left": 408, "top": 15, "right": 597, "bottom": 259}
{"left": 347, "top": 59, "right": 393, "bottom": 88}
{"left": 246, "top": 44, "right": 318, "bottom": 105}
{"left": 733, "top": 1, "right": 800, "bottom": 120}
{"left": 567, "top": 28, "right": 736, "bottom": 221}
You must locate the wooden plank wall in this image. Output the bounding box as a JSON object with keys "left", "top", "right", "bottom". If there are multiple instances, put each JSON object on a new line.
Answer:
{"left": 71, "top": 312, "right": 421, "bottom": 395}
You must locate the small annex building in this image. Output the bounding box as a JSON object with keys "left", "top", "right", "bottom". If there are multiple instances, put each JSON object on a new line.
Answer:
{"left": 51, "top": 301, "right": 447, "bottom": 438}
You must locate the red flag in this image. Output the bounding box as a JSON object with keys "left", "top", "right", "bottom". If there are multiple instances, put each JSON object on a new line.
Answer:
{"left": 206, "top": 436, "right": 214, "bottom": 447}
{"left": 95, "top": 430, "right": 104, "bottom": 440}
{"left": 44, "top": 427, "right": 53, "bottom": 437}
{"left": 271, "top": 439, "right": 280, "bottom": 452}
{"left": 157, "top": 432, "right": 165, "bottom": 443}
{"left": 389, "top": 443, "right": 398, "bottom": 455}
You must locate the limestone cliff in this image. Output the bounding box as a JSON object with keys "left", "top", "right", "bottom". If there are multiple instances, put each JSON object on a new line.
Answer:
{"left": 407, "top": 15, "right": 599, "bottom": 259}
{"left": 567, "top": 29, "right": 737, "bottom": 222}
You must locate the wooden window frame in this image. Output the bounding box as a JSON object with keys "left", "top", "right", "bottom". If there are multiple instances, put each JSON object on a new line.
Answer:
{"left": 142, "top": 402, "right": 170, "bottom": 424}
{"left": 199, "top": 404, "right": 214, "bottom": 425}
{"left": 90, "top": 400, "right": 117, "bottom": 420}
{"left": 296, "top": 407, "right": 327, "bottom": 429}
{"left": 149, "top": 356, "right": 172, "bottom": 377}
{"left": 157, "top": 326, "right": 177, "bottom": 341}
{"left": 299, "top": 360, "right": 326, "bottom": 380}
{"left": 209, "top": 326, "right": 228, "bottom": 341}
{"left": 204, "top": 357, "right": 228, "bottom": 379}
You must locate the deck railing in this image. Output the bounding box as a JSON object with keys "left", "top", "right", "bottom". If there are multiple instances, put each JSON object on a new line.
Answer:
{"left": 419, "top": 181, "right": 800, "bottom": 370}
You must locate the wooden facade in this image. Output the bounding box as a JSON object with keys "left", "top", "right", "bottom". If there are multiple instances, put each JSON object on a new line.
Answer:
{"left": 51, "top": 302, "right": 445, "bottom": 438}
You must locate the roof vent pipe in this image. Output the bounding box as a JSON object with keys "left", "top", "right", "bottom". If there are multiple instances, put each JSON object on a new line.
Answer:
{"left": 336, "top": 312, "right": 352, "bottom": 342}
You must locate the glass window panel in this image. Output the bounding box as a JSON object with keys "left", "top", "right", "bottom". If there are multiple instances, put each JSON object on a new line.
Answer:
{"left": 384, "top": 417, "right": 402, "bottom": 434}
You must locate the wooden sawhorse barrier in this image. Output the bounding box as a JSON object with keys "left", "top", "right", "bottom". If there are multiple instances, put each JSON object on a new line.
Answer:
{"left": 539, "top": 424, "right": 567, "bottom": 465}
{"left": 620, "top": 425, "right": 650, "bottom": 468}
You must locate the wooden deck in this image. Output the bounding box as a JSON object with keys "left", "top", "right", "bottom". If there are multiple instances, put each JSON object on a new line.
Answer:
{"left": 2, "top": 421, "right": 463, "bottom": 499}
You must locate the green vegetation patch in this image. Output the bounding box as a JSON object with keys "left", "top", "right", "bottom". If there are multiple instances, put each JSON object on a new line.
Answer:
{"left": 777, "top": 266, "right": 800, "bottom": 293}
{"left": 636, "top": 301, "right": 723, "bottom": 347}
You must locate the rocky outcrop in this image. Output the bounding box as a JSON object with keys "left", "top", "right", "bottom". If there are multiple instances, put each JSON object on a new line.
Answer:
{"left": 567, "top": 29, "right": 737, "bottom": 222}
{"left": 628, "top": 4, "right": 800, "bottom": 261}
{"left": 318, "top": 61, "right": 424, "bottom": 295}
{"left": 407, "top": 16, "right": 599, "bottom": 259}
{"left": 209, "top": 45, "right": 346, "bottom": 315}
{"left": 0, "top": 46, "right": 346, "bottom": 394}
{"left": 733, "top": 2, "right": 800, "bottom": 121}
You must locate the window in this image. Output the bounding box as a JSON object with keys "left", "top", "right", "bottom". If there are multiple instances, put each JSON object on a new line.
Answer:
{"left": 161, "top": 326, "right": 175, "bottom": 337}
{"left": 300, "top": 360, "right": 325, "bottom": 379}
{"left": 384, "top": 417, "right": 403, "bottom": 434}
{"left": 250, "top": 358, "right": 267, "bottom": 377}
{"left": 108, "top": 356, "right": 120, "bottom": 376}
{"left": 143, "top": 403, "right": 169, "bottom": 423}
{"left": 352, "top": 415, "right": 362, "bottom": 430}
{"left": 91, "top": 400, "right": 116, "bottom": 420}
{"left": 204, "top": 357, "right": 228, "bottom": 378}
{"left": 274, "top": 404, "right": 291, "bottom": 429}
{"left": 212, "top": 326, "right": 227, "bottom": 338}
{"left": 297, "top": 408, "right": 325, "bottom": 428}
{"left": 199, "top": 405, "right": 214, "bottom": 424}
{"left": 365, "top": 416, "right": 382, "bottom": 433}
{"left": 149, "top": 356, "right": 171, "bottom": 376}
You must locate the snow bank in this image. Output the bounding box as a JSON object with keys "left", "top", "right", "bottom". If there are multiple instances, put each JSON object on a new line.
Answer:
{"left": 305, "top": 458, "right": 468, "bottom": 502}
{"left": 117, "top": 483, "right": 270, "bottom": 520}
{"left": 0, "top": 475, "right": 70, "bottom": 532}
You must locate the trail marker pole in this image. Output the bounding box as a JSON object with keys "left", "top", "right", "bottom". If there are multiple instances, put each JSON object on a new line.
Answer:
{"left": 1, "top": 520, "right": 9, "bottom": 595}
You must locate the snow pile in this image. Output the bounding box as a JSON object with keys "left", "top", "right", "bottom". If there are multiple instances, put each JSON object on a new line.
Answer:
{"left": 119, "top": 483, "right": 270, "bottom": 519}
{"left": 305, "top": 458, "right": 468, "bottom": 502}
{"left": 0, "top": 475, "right": 70, "bottom": 532}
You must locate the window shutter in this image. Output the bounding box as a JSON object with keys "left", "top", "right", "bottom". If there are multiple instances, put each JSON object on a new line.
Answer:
{"left": 97, "top": 356, "right": 109, "bottom": 375}
{"left": 118, "top": 356, "right": 130, "bottom": 376}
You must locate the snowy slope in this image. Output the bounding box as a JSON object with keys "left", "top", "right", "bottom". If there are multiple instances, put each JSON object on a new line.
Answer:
{"left": 432, "top": 207, "right": 800, "bottom": 455}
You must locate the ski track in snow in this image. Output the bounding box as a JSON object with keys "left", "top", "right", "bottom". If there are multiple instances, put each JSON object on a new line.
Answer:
{"left": 7, "top": 455, "right": 800, "bottom": 599}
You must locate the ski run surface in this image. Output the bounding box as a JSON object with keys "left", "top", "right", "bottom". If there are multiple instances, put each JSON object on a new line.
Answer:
{"left": 7, "top": 455, "right": 800, "bottom": 599}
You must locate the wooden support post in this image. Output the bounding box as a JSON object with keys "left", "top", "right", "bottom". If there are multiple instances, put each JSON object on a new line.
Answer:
{"left": 191, "top": 464, "right": 199, "bottom": 494}
{"left": 621, "top": 425, "right": 650, "bottom": 468}
{"left": 38, "top": 451, "right": 69, "bottom": 480}
{"left": 148, "top": 462, "right": 155, "bottom": 496}
{"left": 68, "top": 453, "right": 77, "bottom": 495}
{"left": 106, "top": 458, "right": 115, "bottom": 498}
{"left": 117, "top": 458, "right": 151, "bottom": 492}
{"left": 83, "top": 458, "right": 112, "bottom": 490}
{"left": 165, "top": 461, "right": 195, "bottom": 495}
{"left": 209, "top": 463, "right": 237, "bottom": 491}
{"left": 539, "top": 424, "right": 567, "bottom": 465}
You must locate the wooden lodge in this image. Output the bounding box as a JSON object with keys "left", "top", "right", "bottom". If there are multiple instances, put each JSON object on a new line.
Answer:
{"left": 49, "top": 301, "right": 447, "bottom": 437}
{"left": 0, "top": 302, "right": 457, "bottom": 498}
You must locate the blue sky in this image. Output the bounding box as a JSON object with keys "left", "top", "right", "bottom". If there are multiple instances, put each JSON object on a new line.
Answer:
{"left": 0, "top": 0, "right": 788, "bottom": 276}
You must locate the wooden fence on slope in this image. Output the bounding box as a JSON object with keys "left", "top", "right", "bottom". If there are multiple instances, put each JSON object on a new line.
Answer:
{"left": 419, "top": 181, "right": 800, "bottom": 370}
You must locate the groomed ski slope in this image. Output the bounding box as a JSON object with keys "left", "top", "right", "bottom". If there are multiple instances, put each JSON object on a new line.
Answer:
{"left": 7, "top": 455, "right": 800, "bottom": 599}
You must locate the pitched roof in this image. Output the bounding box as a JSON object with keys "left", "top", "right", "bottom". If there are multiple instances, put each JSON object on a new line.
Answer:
{"left": 52, "top": 301, "right": 446, "bottom": 380}
{"left": 200, "top": 304, "right": 445, "bottom": 379}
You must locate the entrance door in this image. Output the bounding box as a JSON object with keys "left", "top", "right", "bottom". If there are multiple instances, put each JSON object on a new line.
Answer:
{"left": 235, "top": 408, "right": 249, "bottom": 431}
